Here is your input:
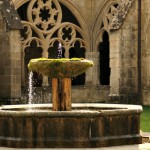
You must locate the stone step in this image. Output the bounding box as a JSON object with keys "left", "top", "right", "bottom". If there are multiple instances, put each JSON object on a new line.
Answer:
{"left": 142, "top": 132, "right": 150, "bottom": 143}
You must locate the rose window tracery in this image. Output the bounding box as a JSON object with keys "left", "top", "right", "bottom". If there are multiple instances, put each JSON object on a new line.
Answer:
{"left": 27, "top": 0, "right": 62, "bottom": 33}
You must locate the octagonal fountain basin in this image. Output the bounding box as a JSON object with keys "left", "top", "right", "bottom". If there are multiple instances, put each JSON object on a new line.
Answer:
{"left": 0, "top": 103, "right": 142, "bottom": 148}
{"left": 28, "top": 58, "right": 94, "bottom": 78}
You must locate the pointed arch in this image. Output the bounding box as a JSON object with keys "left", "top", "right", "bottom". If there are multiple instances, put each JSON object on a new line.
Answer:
{"left": 92, "top": 0, "right": 120, "bottom": 51}
{"left": 13, "top": 0, "right": 90, "bottom": 86}
{"left": 13, "top": 0, "right": 90, "bottom": 51}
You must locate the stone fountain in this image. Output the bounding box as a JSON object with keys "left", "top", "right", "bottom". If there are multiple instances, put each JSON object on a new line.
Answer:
{"left": 0, "top": 58, "right": 142, "bottom": 148}
{"left": 28, "top": 58, "right": 94, "bottom": 111}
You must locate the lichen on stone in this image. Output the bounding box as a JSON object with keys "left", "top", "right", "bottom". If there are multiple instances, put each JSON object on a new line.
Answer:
{"left": 28, "top": 58, "right": 94, "bottom": 78}
{"left": 109, "top": 0, "right": 133, "bottom": 31}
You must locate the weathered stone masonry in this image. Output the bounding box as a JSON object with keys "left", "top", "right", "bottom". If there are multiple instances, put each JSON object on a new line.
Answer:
{"left": 0, "top": 0, "right": 22, "bottom": 101}
{"left": 0, "top": 0, "right": 150, "bottom": 105}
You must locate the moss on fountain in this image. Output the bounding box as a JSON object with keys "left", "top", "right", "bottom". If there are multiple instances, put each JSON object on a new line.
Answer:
{"left": 28, "top": 58, "right": 94, "bottom": 78}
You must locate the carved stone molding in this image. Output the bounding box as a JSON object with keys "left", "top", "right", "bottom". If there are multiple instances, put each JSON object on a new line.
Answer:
{"left": 109, "top": 0, "right": 133, "bottom": 31}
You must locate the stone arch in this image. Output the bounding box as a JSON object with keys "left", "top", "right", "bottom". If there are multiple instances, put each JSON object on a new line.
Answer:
{"left": 92, "top": 0, "right": 120, "bottom": 51}
{"left": 13, "top": 0, "right": 90, "bottom": 50}
{"left": 13, "top": 0, "right": 90, "bottom": 86}
{"left": 91, "top": 0, "right": 120, "bottom": 86}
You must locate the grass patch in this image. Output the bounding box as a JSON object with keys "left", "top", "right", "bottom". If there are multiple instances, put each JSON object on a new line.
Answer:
{"left": 140, "top": 106, "right": 150, "bottom": 132}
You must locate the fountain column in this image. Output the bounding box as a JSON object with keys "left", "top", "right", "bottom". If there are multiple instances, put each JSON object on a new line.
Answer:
{"left": 52, "top": 78, "right": 71, "bottom": 111}
{"left": 28, "top": 58, "right": 93, "bottom": 110}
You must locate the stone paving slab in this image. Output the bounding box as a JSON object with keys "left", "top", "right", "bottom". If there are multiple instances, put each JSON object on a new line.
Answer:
{"left": 142, "top": 132, "right": 150, "bottom": 138}
{"left": 0, "top": 143, "right": 150, "bottom": 150}
{"left": 142, "top": 132, "right": 150, "bottom": 143}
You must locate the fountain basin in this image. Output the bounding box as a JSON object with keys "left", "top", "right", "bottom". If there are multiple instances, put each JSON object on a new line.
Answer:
{"left": 0, "top": 103, "right": 142, "bottom": 148}
{"left": 28, "top": 58, "right": 93, "bottom": 78}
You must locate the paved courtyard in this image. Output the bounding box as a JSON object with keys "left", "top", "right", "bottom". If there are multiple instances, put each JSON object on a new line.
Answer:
{"left": 0, "top": 143, "right": 150, "bottom": 150}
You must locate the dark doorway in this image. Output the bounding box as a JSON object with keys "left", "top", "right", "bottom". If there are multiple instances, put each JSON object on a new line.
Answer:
{"left": 99, "top": 31, "right": 110, "bottom": 85}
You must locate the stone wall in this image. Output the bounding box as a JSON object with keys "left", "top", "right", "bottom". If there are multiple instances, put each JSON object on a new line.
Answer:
{"left": 20, "top": 85, "right": 109, "bottom": 104}
{"left": 141, "top": 0, "right": 150, "bottom": 105}
{"left": 2, "top": 0, "right": 149, "bottom": 105}
{"left": 0, "top": 4, "right": 22, "bottom": 101}
{"left": 108, "top": 0, "right": 139, "bottom": 104}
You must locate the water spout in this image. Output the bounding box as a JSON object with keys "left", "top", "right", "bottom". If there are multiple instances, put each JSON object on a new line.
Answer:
{"left": 57, "top": 42, "right": 62, "bottom": 58}
{"left": 28, "top": 71, "right": 33, "bottom": 104}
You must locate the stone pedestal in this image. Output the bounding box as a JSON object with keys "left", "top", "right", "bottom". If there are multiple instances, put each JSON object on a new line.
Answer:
{"left": 52, "top": 78, "right": 71, "bottom": 111}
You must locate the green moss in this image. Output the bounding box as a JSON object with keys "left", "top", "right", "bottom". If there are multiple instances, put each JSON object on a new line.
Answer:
{"left": 28, "top": 58, "right": 94, "bottom": 78}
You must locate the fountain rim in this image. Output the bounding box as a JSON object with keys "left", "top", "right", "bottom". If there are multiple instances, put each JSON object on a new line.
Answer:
{"left": 0, "top": 103, "right": 142, "bottom": 117}
{"left": 28, "top": 58, "right": 94, "bottom": 78}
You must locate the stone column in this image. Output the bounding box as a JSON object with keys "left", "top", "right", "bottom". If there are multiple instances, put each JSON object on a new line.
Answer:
{"left": 85, "top": 52, "right": 94, "bottom": 85}
{"left": 108, "top": 0, "right": 139, "bottom": 104}
{"left": 141, "top": 0, "right": 150, "bottom": 105}
{"left": 109, "top": 31, "right": 122, "bottom": 98}
{"left": 85, "top": 51, "right": 100, "bottom": 85}
{"left": 0, "top": 1, "right": 22, "bottom": 103}
{"left": 52, "top": 78, "right": 71, "bottom": 111}
{"left": 0, "top": 28, "right": 22, "bottom": 100}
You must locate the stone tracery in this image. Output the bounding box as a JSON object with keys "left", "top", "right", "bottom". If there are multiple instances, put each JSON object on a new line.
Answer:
{"left": 21, "top": 0, "right": 86, "bottom": 58}
{"left": 101, "top": 3, "right": 119, "bottom": 32}
{"left": 19, "top": 0, "right": 87, "bottom": 85}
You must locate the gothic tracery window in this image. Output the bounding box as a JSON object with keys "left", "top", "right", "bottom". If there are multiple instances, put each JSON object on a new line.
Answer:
{"left": 17, "top": 0, "right": 86, "bottom": 86}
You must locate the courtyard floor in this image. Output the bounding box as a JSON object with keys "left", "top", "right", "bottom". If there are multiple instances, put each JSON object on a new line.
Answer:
{"left": 0, "top": 143, "right": 150, "bottom": 150}
{"left": 0, "top": 130, "right": 149, "bottom": 150}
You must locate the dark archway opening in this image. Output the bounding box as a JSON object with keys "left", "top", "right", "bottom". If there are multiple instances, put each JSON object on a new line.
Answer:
{"left": 24, "top": 40, "right": 43, "bottom": 87}
{"left": 69, "top": 41, "right": 86, "bottom": 85}
{"left": 48, "top": 41, "right": 65, "bottom": 59}
{"left": 99, "top": 31, "right": 110, "bottom": 85}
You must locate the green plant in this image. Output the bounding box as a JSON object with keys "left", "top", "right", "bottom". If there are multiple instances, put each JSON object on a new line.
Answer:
{"left": 140, "top": 106, "right": 150, "bottom": 132}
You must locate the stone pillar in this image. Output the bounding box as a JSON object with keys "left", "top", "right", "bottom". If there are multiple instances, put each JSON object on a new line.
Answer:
{"left": 0, "top": 25, "right": 22, "bottom": 99}
{"left": 141, "top": 0, "right": 150, "bottom": 105}
{"left": 85, "top": 51, "right": 100, "bottom": 85}
{"left": 109, "top": 31, "right": 121, "bottom": 95}
{"left": 52, "top": 78, "right": 71, "bottom": 111}
{"left": 85, "top": 52, "right": 95, "bottom": 85}
{"left": 0, "top": 2, "right": 3, "bottom": 98}
{"left": 0, "top": 0, "right": 22, "bottom": 103}
{"left": 108, "top": 0, "right": 138, "bottom": 104}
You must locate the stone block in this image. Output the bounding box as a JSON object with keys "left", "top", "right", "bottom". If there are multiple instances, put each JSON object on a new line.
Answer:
{"left": 142, "top": 89, "right": 150, "bottom": 105}
{"left": 110, "top": 58, "right": 120, "bottom": 68}
{"left": 110, "top": 68, "right": 120, "bottom": 78}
